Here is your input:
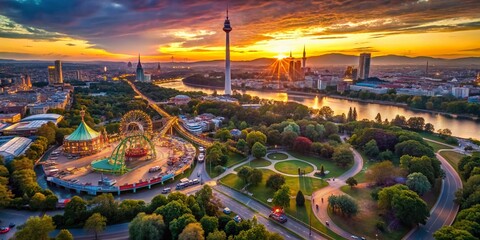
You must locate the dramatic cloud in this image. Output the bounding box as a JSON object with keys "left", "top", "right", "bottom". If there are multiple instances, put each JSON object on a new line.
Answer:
{"left": 0, "top": 0, "right": 479, "bottom": 60}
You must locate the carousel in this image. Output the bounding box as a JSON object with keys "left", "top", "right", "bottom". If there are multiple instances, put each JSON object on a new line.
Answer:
{"left": 63, "top": 109, "right": 107, "bottom": 156}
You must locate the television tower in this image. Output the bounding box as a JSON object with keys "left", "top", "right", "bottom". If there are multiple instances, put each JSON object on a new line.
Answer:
{"left": 223, "top": 5, "right": 232, "bottom": 95}
{"left": 302, "top": 45, "right": 307, "bottom": 72}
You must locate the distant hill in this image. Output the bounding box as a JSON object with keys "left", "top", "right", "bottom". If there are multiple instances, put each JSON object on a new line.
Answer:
{"left": 1, "top": 54, "right": 479, "bottom": 66}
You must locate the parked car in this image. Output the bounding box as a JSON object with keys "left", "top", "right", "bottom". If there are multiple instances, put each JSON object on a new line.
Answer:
{"left": 0, "top": 227, "right": 10, "bottom": 234}
{"left": 223, "top": 207, "right": 231, "bottom": 214}
{"left": 161, "top": 188, "right": 171, "bottom": 194}
{"left": 192, "top": 178, "right": 200, "bottom": 185}
{"left": 148, "top": 166, "right": 161, "bottom": 173}
{"left": 233, "top": 215, "right": 242, "bottom": 223}
{"left": 269, "top": 212, "right": 288, "bottom": 223}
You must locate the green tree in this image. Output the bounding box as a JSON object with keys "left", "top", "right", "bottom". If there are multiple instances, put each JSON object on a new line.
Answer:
{"left": 64, "top": 196, "right": 87, "bottom": 226}
{"left": 392, "top": 190, "right": 430, "bottom": 226}
{"left": 0, "top": 184, "right": 13, "bottom": 208}
{"left": 236, "top": 139, "right": 249, "bottom": 153}
{"left": 207, "top": 230, "right": 227, "bottom": 240}
{"left": 15, "top": 215, "right": 56, "bottom": 240}
{"left": 251, "top": 142, "right": 267, "bottom": 159}
{"left": 280, "top": 131, "right": 298, "bottom": 148}
{"left": 149, "top": 194, "right": 168, "bottom": 213}
{"left": 364, "top": 139, "right": 380, "bottom": 158}
{"left": 129, "top": 212, "right": 166, "bottom": 240}
{"left": 296, "top": 190, "right": 305, "bottom": 206}
{"left": 434, "top": 226, "right": 476, "bottom": 240}
{"left": 224, "top": 220, "right": 238, "bottom": 236}
{"left": 246, "top": 131, "right": 267, "bottom": 147}
{"left": 375, "top": 113, "right": 382, "bottom": 123}
{"left": 377, "top": 184, "right": 409, "bottom": 210}
{"left": 272, "top": 186, "right": 290, "bottom": 209}
{"left": 29, "top": 192, "right": 46, "bottom": 210}
{"left": 56, "top": 229, "right": 74, "bottom": 240}
{"left": 215, "top": 129, "right": 232, "bottom": 142}
{"left": 266, "top": 174, "right": 286, "bottom": 191}
{"left": 178, "top": 222, "right": 205, "bottom": 240}
{"left": 332, "top": 145, "right": 354, "bottom": 168}
{"left": 84, "top": 213, "right": 107, "bottom": 240}
{"left": 425, "top": 123, "right": 435, "bottom": 132}
{"left": 318, "top": 106, "right": 334, "bottom": 120}
{"left": 248, "top": 169, "right": 263, "bottom": 186}
{"left": 406, "top": 172, "right": 431, "bottom": 196}
{"left": 329, "top": 195, "right": 359, "bottom": 217}
{"left": 237, "top": 166, "right": 253, "bottom": 185}
{"left": 346, "top": 177, "right": 358, "bottom": 188}
{"left": 395, "top": 140, "right": 434, "bottom": 157}
{"left": 155, "top": 200, "right": 192, "bottom": 225}
{"left": 200, "top": 216, "right": 219, "bottom": 236}
{"left": 324, "top": 122, "right": 339, "bottom": 136}
{"left": 37, "top": 123, "right": 57, "bottom": 145}
{"left": 169, "top": 214, "right": 197, "bottom": 240}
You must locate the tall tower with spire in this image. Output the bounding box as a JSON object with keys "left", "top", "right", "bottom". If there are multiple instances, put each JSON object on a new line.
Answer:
{"left": 136, "top": 54, "right": 145, "bottom": 81}
{"left": 302, "top": 45, "right": 307, "bottom": 72}
{"left": 223, "top": 6, "right": 232, "bottom": 95}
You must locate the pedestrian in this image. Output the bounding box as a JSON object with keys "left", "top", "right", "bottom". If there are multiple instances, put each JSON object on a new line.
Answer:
{"left": 321, "top": 197, "right": 323, "bottom": 203}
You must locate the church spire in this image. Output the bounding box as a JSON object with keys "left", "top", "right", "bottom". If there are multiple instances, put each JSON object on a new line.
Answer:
{"left": 137, "top": 54, "right": 142, "bottom": 69}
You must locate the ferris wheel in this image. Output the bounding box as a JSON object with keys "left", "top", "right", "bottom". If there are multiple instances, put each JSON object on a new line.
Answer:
{"left": 119, "top": 110, "right": 153, "bottom": 138}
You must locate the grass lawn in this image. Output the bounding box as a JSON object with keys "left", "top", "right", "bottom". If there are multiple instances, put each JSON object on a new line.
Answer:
{"left": 226, "top": 151, "right": 247, "bottom": 167}
{"left": 287, "top": 151, "right": 347, "bottom": 178}
{"left": 418, "top": 132, "right": 449, "bottom": 144}
{"left": 234, "top": 158, "right": 271, "bottom": 171}
{"left": 267, "top": 152, "right": 289, "bottom": 160}
{"left": 207, "top": 151, "right": 248, "bottom": 178}
{"left": 274, "top": 160, "right": 314, "bottom": 175}
{"left": 220, "top": 169, "right": 327, "bottom": 198}
{"left": 329, "top": 186, "right": 410, "bottom": 240}
{"left": 427, "top": 141, "right": 453, "bottom": 152}
{"left": 439, "top": 151, "right": 466, "bottom": 177}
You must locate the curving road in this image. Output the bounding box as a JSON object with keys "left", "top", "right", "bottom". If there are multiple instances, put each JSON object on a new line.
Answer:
{"left": 310, "top": 147, "right": 364, "bottom": 239}
{"left": 402, "top": 139, "right": 463, "bottom": 240}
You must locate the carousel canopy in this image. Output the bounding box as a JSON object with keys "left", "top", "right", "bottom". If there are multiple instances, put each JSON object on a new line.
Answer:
{"left": 65, "top": 121, "right": 101, "bottom": 141}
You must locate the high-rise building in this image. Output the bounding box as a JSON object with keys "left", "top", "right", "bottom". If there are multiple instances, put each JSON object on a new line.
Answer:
{"left": 452, "top": 87, "right": 469, "bottom": 98}
{"left": 295, "top": 60, "right": 302, "bottom": 80}
{"left": 127, "top": 61, "right": 133, "bottom": 68}
{"left": 76, "top": 71, "right": 82, "bottom": 81}
{"left": 223, "top": 7, "right": 232, "bottom": 95}
{"left": 48, "top": 66, "right": 56, "bottom": 84}
{"left": 136, "top": 54, "right": 145, "bottom": 81}
{"left": 157, "top": 63, "right": 161, "bottom": 73}
{"left": 357, "top": 53, "right": 371, "bottom": 80}
{"left": 54, "top": 60, "right": 63, "bottom": 84}
{"left": 25, "top": 74, "right": 32, "bottom": 87}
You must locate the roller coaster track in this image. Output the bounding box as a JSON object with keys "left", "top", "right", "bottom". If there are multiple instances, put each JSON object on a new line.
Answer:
{"left": 124, "top": 79, "right": 213, "bottom": 147}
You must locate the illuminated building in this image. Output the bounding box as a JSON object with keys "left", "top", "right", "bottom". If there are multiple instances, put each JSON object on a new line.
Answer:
{"left": 76, "top": 70, "right": 82, "bottom": 81}
{"left": 48, "top": 66, "right": 56, "bottom": 84}
{"left": 63, "top": 110, "right": 107, "bottom": 156}
{"left": 136, "top": 54, "right": 145, "bottom": 81}
{"left": 54, "top": 60, "right": 63, "bottom": 84}
{"left": 452, "top": 87, "right": 469, "bottom": 98}
{"left": 358, "top": 53, "right": 371, "bottom": 80}
{"left": 223, "top": 6, "right": 232, "bottom": 95}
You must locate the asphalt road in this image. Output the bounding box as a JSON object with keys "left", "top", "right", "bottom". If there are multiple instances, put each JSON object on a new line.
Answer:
{"left": 214, "top": 184, "right": 328, "bottom": 240}
{"left": 403, "top": 147, "right": 463, "bottom": 240}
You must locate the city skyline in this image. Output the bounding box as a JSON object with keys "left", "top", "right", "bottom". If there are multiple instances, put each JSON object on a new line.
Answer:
{"left": 0, "top": 0, "right": 479, "bottom": 61}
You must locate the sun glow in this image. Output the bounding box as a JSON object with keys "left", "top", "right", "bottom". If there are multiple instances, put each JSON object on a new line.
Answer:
{"left": 275, "top": 54, "right": 287, "bottom": 60}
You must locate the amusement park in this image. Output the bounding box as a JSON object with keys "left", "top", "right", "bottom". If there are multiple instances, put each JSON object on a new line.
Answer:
{"left": 44, "top": 109, "right": 197, "bottom": 195}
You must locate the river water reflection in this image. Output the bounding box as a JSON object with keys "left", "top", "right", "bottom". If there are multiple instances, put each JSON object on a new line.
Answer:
{"left": 158, "top": 80, "right": 480, "bottom": 139}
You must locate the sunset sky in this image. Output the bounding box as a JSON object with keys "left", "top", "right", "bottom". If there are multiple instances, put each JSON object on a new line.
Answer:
{"left": 0, "top": 0, "right": 479, "bottom": 61}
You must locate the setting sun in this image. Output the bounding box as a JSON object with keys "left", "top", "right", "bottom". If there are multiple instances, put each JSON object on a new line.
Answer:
{"left": 275, "top": 54, "right": 287, "bottom": 60}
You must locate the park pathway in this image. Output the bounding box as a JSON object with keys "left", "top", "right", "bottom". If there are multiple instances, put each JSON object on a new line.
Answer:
{"left": 310, "top": 147, "right": 364, "bottom": 239}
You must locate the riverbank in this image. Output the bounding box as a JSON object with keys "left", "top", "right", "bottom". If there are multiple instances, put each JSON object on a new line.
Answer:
{"left": 181, "top": 81, "right": 479, "bottom": 121}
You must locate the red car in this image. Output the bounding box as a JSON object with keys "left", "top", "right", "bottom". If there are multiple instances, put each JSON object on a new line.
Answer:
{"left": 0, "top": 227, "right": 10, "bottom": 234}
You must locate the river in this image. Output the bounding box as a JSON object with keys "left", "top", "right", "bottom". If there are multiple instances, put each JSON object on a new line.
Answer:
{"left": 157, "top": 80, "right": 480, "bottom": 139}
